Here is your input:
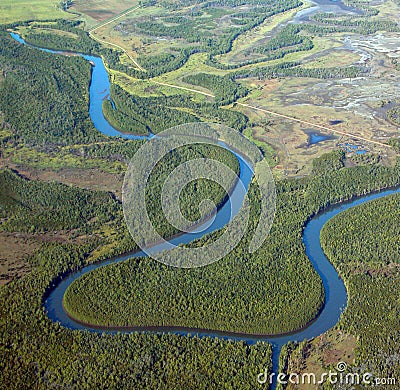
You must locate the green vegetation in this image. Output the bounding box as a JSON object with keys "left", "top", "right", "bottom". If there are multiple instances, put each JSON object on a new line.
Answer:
{"left": 321, "top": 193, "right": 400, "bottom": 382}
{"left": 63, "top": 153, "right": 400, "bottom": 335}
{"left": 182, "top": 73, "right": 248, "bottom": 104}
{"left": 2, "top": 138, "right": 142, "bottom": 175}
{"left": 306, "top": 13, "right": 400, "bottom": 35}
{"left": 0, "top": 32, "right": 102, "bottom": 145}
{"left": 232, "top": 61, "right": 364, "bottom": 80}
{"left": 18, "top": 20, "right": 101, "bottom": 53}
{"left": 12, "top": 21, "right": 143, "bottom": 83}
{"left": 120, "top": 0, "right": 302, "bottom": 77}
{"left": 250, "top": 24, "right": 314, "bottom": 64}
{"left": 322, "top": 193, "right": 400, "bottom": 266}
{"left": 145, "top": 144, "right": 239, "bottom": 238}
{"left": 0, "top": 170, "right": 117, "bottom": 233}
{"left": 0, "top": 210, "right": 272, "bottom": 388}
{"left": 103, "top": 84, "right": 199, "bottom": 135}
{"left": 343, "top": 0, "right": 380, "bottom": 15}
{"left": 243, "top": 126, "right": 276, "bottom": 167}
{"left": 312, "top": 150, "right": 345, "bottom": 175}
{"left": 0, "top": 0, "right": 69, "bottom": 24}
{"left": 2, "top": 0, "right": 400, "bottom": 387}
{"left": 387, "top": 105, "right": 400, "bottom": 126}
{"left": 205, "top": 3, "right": 399, "bottom": 70}
{"left": 103, "top": 84, "right": 248, "bottom": 134}
{"left": 388, "top": 138, "right": 400, "bottom": 153}
{"left": 2, "top": 137, "right": 239, "bottom": 232}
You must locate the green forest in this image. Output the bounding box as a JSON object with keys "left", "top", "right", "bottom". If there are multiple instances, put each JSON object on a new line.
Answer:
{"left": 2, "top": 150, "right": 399, "bottom": 388}
{"left": 0, "top": 169, "right": 117, "bottom": 233}
{"left": 182, "top": 73, "right": 248, "bottom": 104}
{"left": 321, "top": 194, "right": 400, "bottom": 383}
{"left": 1, "top": 0, "right": 400, "bottom": 387}
{"left": 63, "top": 153, "right": 400, "bottom": 335}
{"left": 0, "top": 32, "right": 102, "bottom": 145}
{"left": 102, "top": 84, "right": 249, "bottom": 134}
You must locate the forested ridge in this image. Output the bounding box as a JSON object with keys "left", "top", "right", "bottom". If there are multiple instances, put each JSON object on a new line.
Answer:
{"left": 0, "top": 32, "right": 102, "bottom": 145}
{"left": 103, "top": 84, "right": 249, "bottom": 134}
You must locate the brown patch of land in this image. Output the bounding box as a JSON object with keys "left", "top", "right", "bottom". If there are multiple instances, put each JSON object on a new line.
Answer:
{"left": 0, "top": 230, "right": 90, "bottom": 286}
{"left": 71, "top": 0, "right": 139, "bottom": 23}
{"left": 6, "top": 163, "right": 124, "bottom": 199}
{"left": 0, "top": 232, "right": 35, "bottom": 286}
{"left": 285, "top": 330, "right": 357, "bottom": 390}
{"left": 236, "top": 72, "right": 399, "bottom": 177}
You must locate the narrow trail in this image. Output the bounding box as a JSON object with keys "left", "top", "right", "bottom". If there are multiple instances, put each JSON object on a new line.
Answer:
{"left": 153, "top": 82, "right": 391, "bottom": 148}
{"left": 89, "top": 6, "right": 392, "bottom": 149}
{"left": 88, "top": 5, "right": 145, "bottom": 72}
{"left": 153, "top": 81, "right": 215, "bottom": 97}
{"left": 89, "top": 6, "right": 141, "bottom": 33}
{"left": 236, "top": 103, "right": 391, "bottom": 148}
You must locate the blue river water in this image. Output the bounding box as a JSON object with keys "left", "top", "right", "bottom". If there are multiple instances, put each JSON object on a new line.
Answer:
{"left": 309, "top": 132, "right": 333, "bottom": 145}
{"left": 10, "top": 32, "right": 151, "bottom": 140}
{"left": 10, "top": 32, "right": 400, "bottom": 389}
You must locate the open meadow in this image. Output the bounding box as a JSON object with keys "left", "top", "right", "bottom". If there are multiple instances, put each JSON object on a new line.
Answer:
{"left": 0, "top": 0, "right": 70, "bottom": 24}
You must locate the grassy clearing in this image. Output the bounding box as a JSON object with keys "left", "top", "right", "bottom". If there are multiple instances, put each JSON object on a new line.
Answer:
{"left": 0, "top": 232, "right": 34, "bottom": 286}
{"left": 89, "top": 5, "right": 161, "bottom": 59}
{"left": 284, "top": 331, "right": 356, "bottom": 390}
{"left": 0, "top": 0, "right": 71, "bottom": 24}
{"left": 109, "top": 53, "right": 218, "bottom": 101}
{"left": 302, "top": 48, "right": 360, "bottom": 69}
{"left": 16, "top": 24, "right": 80, "bottom": 39}
{"left": 3, "top": 144, "right": 125, "bottom": 175}
{"left": 152, "top": 53, "right": 228, "bottom": 82}
{"left": 109, "top": 68, "right": 208, "bottom": 102}
{"left": 243, "top": 126, "right": 277, "bottom": 167}
{"left": 371, "top": 0, "right": 400, "bottom": 22}
{"left": 217, "top": 2, "right": 308, "bottom": 65}
{"left": 0, "top": 0, "right": 72, "bottom": 24}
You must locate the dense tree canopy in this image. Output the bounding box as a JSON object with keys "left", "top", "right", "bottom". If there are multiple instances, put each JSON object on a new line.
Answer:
{"left": 321, "top": 194, "right": 400, "bottom": 383}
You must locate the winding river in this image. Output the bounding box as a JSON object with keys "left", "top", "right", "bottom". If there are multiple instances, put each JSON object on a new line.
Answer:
{"left": 10, "top": 32, "right": 400, "bottom": 389}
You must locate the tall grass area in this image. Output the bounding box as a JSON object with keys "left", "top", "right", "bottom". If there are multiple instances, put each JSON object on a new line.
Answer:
{"left": 0, "top": 0, "right": 70, "bottom": 24}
